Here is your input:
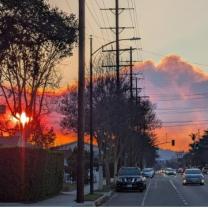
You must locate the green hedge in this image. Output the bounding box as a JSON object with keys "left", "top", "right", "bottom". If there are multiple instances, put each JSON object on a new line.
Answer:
{"left": 0, "top": 147, "right": 64, "bottom": 202}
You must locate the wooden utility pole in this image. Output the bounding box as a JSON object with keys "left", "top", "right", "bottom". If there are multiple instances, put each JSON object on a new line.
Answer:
{"left": 89, "top": 35, "right": 94, "bottom": 194}
{"left": 115, "top": 0, "right": 120, "bottom": 90}
{"left": 130, "top": 46, "right": 133, "bottom": 99}
{"left": 77, "top": 0, "right": 85, "bottom": 203}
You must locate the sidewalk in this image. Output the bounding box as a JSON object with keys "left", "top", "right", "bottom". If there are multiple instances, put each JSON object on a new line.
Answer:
{"left": 0, "top": 183, "right": 99, "bottom": 207}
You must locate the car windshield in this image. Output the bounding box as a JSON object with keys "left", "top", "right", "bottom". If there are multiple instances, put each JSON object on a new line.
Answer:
{"left": 185, "top": 169, "right": 201, "bottom": 174}
{"left": 143, "top": 168, "right": 153, "bottom": 172}
{"left": 118, "top": 168, "right": 141, "bottom": 176}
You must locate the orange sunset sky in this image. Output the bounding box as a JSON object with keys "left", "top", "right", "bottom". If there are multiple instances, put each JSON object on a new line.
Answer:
{"left": 46, "top": 0, "right": 208, "bottom": 152}
{"left": 3, "top": 0, "right": 208, "bottom": 152}
{"left": 49, "top": 55, "right": 208, "bottom": 152}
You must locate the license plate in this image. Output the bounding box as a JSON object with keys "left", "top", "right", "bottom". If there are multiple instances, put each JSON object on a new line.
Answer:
{"left": 127, "top": 184, "right": 132, "bottom": 188}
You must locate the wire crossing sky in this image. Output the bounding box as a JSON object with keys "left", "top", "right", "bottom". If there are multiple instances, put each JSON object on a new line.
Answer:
{"left": 48, "top": 0, "right": 208, "bottom": 150}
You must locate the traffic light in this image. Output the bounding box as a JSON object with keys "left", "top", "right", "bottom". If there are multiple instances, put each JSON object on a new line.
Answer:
{"left": 171, "top": 140, "right": 175, "bottom": 146}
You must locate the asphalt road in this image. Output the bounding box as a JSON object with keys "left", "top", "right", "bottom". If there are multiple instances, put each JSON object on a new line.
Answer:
{"left": 103, "top": 174, "right": 208, "bottom": 207}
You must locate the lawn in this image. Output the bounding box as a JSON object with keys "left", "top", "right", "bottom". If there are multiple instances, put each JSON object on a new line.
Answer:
{"left": 84, "top": 193, "right": 103, "bottom": 201}
{"left": 96, "top": 185, "right": 112, "bottom": 192}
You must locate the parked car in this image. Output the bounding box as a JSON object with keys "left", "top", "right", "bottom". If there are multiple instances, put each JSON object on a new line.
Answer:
{"left": 177, "top": 168, "right": 184, "bottom": 174}
{"left": 116, "top": 167, "right": 146, "bottom": 192}
{"left": 183, "top": 168, "right": 204, "bottom": 185}
{"left": 142, "top": 168, "right": 155, "bottom": 178}
{"left": 202, "top": 167, "right": 208, "bottom": 174}
{"left": 165, "top": 168, "right": 176, "bottom": 175}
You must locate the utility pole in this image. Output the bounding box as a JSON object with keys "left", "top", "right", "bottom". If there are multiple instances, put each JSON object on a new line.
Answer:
{"left": 130, "top": 46, "right": 133, "bottom": 100}
{"left": 135, "top": 77, "right": 138, "bottom": 105}
{"left": 89, "top": 35, "right": 94, "bottom": 194}
{"left": 133, "top": 75, "right": 149, "bottom": 105}
{"left": 100, "top": 0, "right": 134, "bottom": 91}
{"left": 115, "top": 0, "right": 119, "bottom": 90}
{"left": 77, "top": 0, "right": 85, "bottom": 203}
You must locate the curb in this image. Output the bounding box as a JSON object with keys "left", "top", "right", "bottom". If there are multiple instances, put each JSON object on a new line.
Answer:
{"left": 61, "top": 191, "right": 76, "bottom": 195}
{"left": 93, "top": 191, "right": 113, "bottom": 207}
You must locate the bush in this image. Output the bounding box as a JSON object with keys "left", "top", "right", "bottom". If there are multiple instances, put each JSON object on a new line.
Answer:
{"left": 0, "top": 147, "right": 64, "bottom": 202}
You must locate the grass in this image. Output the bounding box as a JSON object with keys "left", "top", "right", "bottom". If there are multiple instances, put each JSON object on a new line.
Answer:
{"left": 84, "top": 193, "right": 103, "bottom": 201}
{"left": 96, "top": 185, "right": 112, "bottom": 192}
{"left": 62, "top": 183, "right": 76, "bottom": 192}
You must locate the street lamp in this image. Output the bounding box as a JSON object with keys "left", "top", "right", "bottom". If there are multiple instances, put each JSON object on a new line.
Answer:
{"left": 14, "top": 112, "right": 31, "bottom": 147}
{"left": 89, "top": 36, "right": 141, "bottom": 194}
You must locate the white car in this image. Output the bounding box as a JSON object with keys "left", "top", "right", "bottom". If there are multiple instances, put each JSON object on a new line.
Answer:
{"left": 142, "top": 168, "right": 155, "bottom": 178}
{"left": 165, "top": 168, "right": 176, "bottom": 175}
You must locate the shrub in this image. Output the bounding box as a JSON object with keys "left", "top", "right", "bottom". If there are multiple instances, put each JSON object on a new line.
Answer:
{"left": 0, "top": 147, "right": 64, "bottom": 202}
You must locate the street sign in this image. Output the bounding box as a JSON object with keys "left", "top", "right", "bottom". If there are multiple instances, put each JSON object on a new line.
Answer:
{"left": 0, "top": 105, "right": 6, "bottom": 114}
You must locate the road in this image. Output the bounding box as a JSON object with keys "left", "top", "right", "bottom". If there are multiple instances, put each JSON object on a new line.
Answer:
{"left": 103, "top": 174, "right": 208, "bottom": 207}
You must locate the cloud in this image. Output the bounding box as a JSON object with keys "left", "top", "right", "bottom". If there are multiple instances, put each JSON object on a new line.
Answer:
{"left": 133, "top": 55, "right": 208, "bottom": 151}
{"left": 2, "top": 55, "right": 208, "bottom": 151}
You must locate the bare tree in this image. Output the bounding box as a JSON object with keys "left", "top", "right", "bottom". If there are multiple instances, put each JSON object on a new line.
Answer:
{"left": 0, "top": 0, "right": 78, "bottom": 141}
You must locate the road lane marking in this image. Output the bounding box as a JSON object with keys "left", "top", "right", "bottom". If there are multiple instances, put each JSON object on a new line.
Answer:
{"left": 141, "top": 179, "right": 152, "bottom": 206}
{"left": 169, "top": 179, "right": 188, "bottom": 206}
{"left": 154, "top": 179, "right": 158, "bottom": 189}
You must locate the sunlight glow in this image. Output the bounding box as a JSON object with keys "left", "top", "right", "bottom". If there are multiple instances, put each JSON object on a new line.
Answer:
{"left": 13, "top": 112, "right": 32, "bottom": 127}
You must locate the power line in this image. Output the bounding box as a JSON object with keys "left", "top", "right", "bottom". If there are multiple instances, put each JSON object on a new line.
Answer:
{"left": 132, "top": 0, "right": 143, "bottom": 61}
{"left": 64, "top": 0, "right": 97, "bottom": 38}
{"left": 149, "top": 91, "right": 208, "bottom": 98}
{"left": 162, "top": 119, "right": 208, "bottom": 124}
{"left": 159, "top": 109, "right": 208, "bottom": 114}
{"left": 155, "top": 96, "right": 208, "bottom": 102}
{"left": 86, "top": 2, "right": 102, "bottom": 29}
{"left": 98, "top": 0, "right": 114, "bottom": 41}
{"left": 157, "top": 106, "right": 208, "bottom": 111}
{"left": 93, "top": 0, "right": 112, "bottom": 41}
{"left": 64, "top": 0, "right": 72, "bottom": 11}
{"left": 163, "top": 122, "right": 208, "bottom": 128}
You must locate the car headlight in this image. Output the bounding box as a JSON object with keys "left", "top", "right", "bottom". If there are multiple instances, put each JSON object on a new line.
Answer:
{"left": 135, "top": 177, "right": 143, "bottom": 182}
{"left": 183, "top": 179, "right": 186, "bottom": 183}
{"left": 201, "top": 179, "right": 205, "bottom": 183}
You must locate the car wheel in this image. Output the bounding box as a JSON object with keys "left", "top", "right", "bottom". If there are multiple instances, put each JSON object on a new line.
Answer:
{"left": 183, "top": 183, "right": 186, "bottom": 186}
{"left": 200, "top": 183, "right": 204, "bottom": 186}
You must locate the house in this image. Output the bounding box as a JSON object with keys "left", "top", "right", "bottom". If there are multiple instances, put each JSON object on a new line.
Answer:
{"left": 51, "top": 141, "right": 99, "bottom": 183}
{"left": 0, "top": 136, "right": 20, "bottom": 147}
{"left": 52, "top": 141, "right": 99, "bottom": 154}
{"left": 0, "top": 135, "right": 34, "bottom": 148}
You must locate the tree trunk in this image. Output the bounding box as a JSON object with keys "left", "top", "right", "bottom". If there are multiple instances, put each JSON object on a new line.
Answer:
{"left": 98, "top": 162, "right": 103, "bottom": 190}
{"left": 104, "top": 157, "right": 111, "bottom": 186}
{"left": 113, "top": 158, "right": 119, "bottom": 183}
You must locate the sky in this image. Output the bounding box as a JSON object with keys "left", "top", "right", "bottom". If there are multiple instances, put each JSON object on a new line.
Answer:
{"left": 47, "top": 0, "right": 208, "bottom": 151}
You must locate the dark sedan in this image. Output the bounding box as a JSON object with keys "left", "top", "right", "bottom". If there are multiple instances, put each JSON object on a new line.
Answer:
{"left": 116, "top": 167, "right": 146, "bottom": 192}
{"left": 183, "top": 168, "right": 205, "bottom": 185}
